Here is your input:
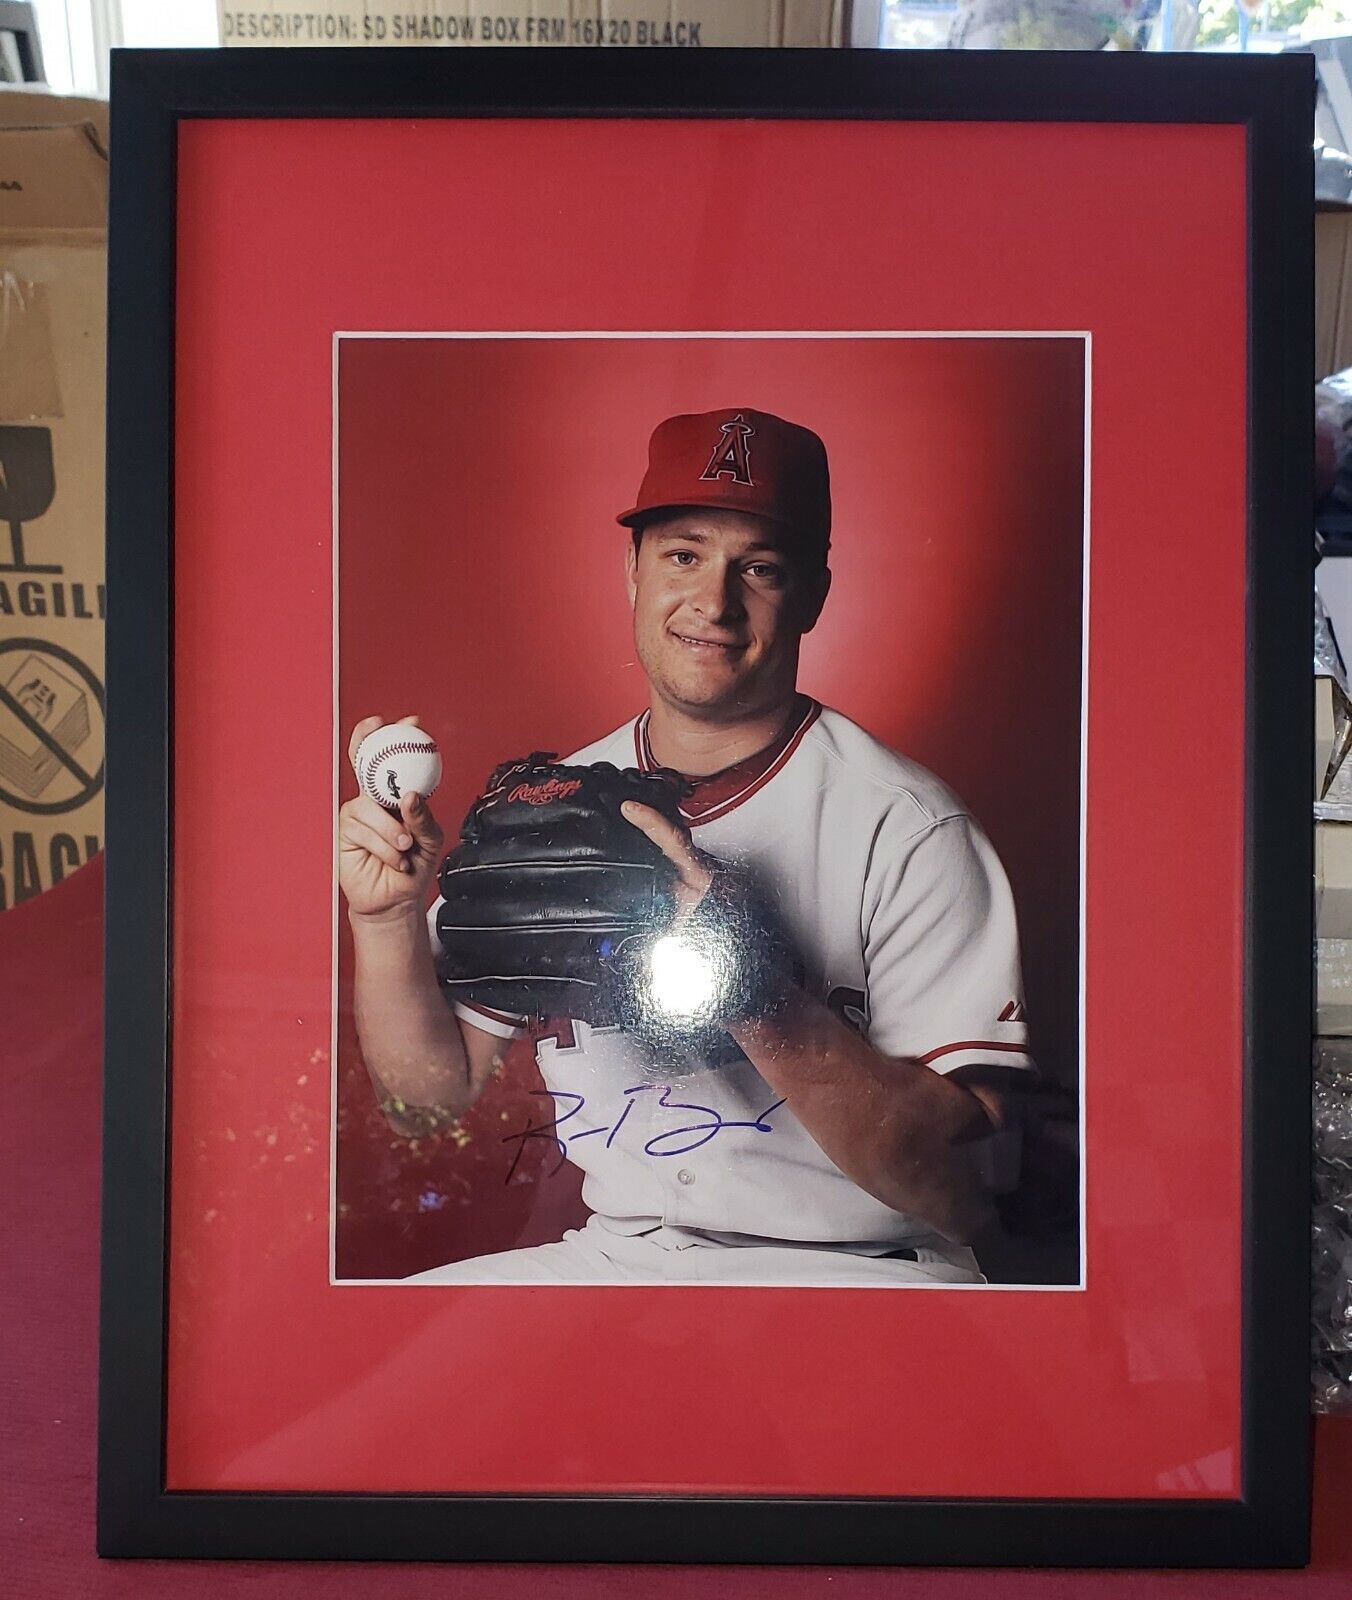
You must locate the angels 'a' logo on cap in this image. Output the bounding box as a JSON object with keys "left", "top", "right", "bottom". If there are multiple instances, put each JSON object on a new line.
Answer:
{"left": 700, "top": 413, "right": 756, "bottom": 488}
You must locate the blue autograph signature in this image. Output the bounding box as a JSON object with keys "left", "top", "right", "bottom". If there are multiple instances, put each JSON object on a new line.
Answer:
{"left": 502, "top": 1085, "right": 787, "bottom": 1183}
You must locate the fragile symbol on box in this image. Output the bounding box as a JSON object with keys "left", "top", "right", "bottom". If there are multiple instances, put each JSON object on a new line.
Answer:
{"left": 0, "top": 649, "right": 92, "bottom": 799}
{"left": 0, "top": 423, "right": 61, "bottom": 575}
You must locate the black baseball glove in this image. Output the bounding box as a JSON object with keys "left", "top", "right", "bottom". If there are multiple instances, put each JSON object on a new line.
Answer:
{"left": 433, "top": 752, "right": 689, "bottom": 1025}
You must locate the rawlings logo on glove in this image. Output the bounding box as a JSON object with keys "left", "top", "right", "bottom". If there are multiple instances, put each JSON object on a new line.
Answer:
{"left": 505, "top": 776, "right": 584, "bottom": 806}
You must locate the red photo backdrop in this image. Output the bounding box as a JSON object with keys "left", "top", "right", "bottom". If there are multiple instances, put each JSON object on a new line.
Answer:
{"left": 335, "top": 333, "right": 1086, "bottom": 1279}
{"left": 169, "top": 115, "right": 1246, "bottom": 1499}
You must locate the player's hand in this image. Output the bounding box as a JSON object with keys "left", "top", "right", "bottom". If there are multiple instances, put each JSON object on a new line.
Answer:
{"left": 339, "top": 714, "right": 445, "bottom": 922}
{"left": 620, "top": 801, "right": 714, "bottom": 915}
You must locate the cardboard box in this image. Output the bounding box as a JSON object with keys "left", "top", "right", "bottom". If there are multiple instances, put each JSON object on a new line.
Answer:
{"left": 1317, "top": 819, "right": 1352, "bottom": 942}
{"left": 1317, "top": 669, "right": 1352, "bottom": 815}
{"left": 1318, "top": 673, "right": 1337, "bottom": 798}
{"left": 0, "top": 88, "right": 107, "bottom": 909}
{"left": 218, "top": 0, "right": 849, "bottom": 47}
{"left": 1315, "top": 671, "right": 1352, "bottom": 800}
{"left": 0, "top": 88, "right": 109, "bottom": 144}
{"left": 1318, "top": 206, "right": 1352, "bottom": 381}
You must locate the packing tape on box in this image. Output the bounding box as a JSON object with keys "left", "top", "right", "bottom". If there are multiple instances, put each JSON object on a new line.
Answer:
{"left": 0, "top": 270, "right": 63, "bottom": 422}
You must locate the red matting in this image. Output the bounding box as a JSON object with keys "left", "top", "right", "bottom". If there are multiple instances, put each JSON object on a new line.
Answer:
{"left": 167, "top": 119, "right": 1246, "bottom": 1497}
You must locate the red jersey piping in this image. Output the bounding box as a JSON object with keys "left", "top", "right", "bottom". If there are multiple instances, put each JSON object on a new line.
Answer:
{"left": 918, "top": 1040, "right": 1031, "bottom": 1066}
{"left": 633, "top": 698, "right": 821, "bottom": 828}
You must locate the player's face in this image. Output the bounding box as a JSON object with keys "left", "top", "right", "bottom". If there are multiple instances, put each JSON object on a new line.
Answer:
{"left": 625, "top": 509, "right": 829, "bottom": 721}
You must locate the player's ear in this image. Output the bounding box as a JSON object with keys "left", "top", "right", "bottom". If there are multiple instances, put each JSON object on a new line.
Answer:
{"left": 624, "top": 532, "right": 639, "bottom": 608}
{"left": 796, "top": 561, "right": 831, "bottom": 634}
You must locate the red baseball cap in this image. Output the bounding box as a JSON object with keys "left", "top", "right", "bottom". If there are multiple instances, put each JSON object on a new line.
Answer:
{"left": 616, "top": 407, "right": 831, "bottom": 552}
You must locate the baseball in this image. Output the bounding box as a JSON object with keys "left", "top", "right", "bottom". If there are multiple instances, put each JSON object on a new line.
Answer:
{"left": 354, "top": 723, "right": 442, "bottom": 814}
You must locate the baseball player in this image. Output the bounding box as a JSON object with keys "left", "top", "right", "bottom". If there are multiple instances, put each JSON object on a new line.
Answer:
{"left": 338, "top": 407, "right": 1034, "bottom": 1286}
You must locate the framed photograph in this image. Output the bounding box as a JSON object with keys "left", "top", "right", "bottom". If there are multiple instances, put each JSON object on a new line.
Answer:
{"left": 99, "top": 47, "right": 1313, "bottom": 1564}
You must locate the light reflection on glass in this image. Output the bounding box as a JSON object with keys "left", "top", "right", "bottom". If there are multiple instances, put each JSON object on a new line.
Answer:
{"left": 646, "top": 933, "right": 719, "bottom": 1022}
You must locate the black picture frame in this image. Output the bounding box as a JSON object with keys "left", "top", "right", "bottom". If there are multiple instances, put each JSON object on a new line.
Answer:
{"left": 98, "top": 46, "right": 1314, "bottom": 1566}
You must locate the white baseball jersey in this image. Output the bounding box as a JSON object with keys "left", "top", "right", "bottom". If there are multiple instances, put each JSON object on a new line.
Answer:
{"left": 431, "top": 699, "right": 1033, "bottom": 1254}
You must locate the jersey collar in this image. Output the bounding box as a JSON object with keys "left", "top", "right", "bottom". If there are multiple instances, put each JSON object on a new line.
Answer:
{"left": 633, "top": 695, "right": 821, "bottom": 827}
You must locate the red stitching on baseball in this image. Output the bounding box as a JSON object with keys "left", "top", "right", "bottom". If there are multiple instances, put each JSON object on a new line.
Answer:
{"left": 361, "top": 740, "right": 437, "bottom": 797}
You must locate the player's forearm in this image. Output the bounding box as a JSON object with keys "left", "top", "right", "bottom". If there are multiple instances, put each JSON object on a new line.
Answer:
{"left": 730, "top": 989, "right": 998, "bottom": 1243}
{"left": 350, "top": 905, "right": 476, "bottom": 1126}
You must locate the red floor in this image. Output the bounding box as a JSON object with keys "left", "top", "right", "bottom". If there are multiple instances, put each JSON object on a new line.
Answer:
{"left": 4, "top": 860, "right": 1347, "bottom": 1597}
